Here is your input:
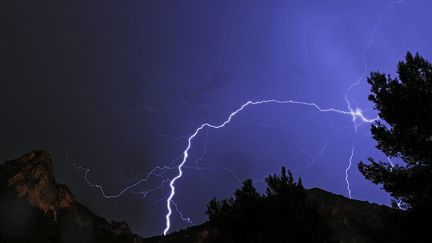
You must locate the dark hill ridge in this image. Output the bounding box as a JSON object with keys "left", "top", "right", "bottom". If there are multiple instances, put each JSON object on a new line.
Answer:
{"left": 306, "top": 188, "right": 400, "bottom": 243}
{"left": 0, "top": 151, "right": 401, "bottom": 242}
{"left": 147, "top": 187, "right": 401, "bottom": 242}
{"left": 0, "top": 150, "right": 144, "bottom": 243}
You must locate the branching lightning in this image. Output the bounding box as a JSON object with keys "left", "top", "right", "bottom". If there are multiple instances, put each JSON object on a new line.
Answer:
{"left": 76, "top": 98, "right": 379, "bottom": 235}
{"left": 162, "top": 99, "right": 377, "bottom": 235}
{"left": 74, "top": 0, "right": 406, "bottom": 236}
{"left": 172, "top": 200, "right": 194, "bottom": 225}
{"left": 342, "top": 0, "right": 404, "bottom": 200}
{"left": 75, "top": 164, "right": 175, "bottom": 199}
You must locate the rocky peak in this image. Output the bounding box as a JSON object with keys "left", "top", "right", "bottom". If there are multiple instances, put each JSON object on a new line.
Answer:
{"left": 2, "top": 150, "right": 71, "bottom": 221}
{"left": 0, "top": 151, "right": 144, "bottom": 243}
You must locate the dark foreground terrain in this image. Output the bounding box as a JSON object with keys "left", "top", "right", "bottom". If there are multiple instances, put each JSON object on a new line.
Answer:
{"left": 0, "top": 151, "right": 143, "bottom": 243}
{"left": 0, "top": 151, "right": 403, "bottom": 243}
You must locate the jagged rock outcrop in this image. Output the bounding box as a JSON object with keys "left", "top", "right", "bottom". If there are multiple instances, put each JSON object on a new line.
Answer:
{"left": 0, "top": 151, "right": 144, "bottom": 243}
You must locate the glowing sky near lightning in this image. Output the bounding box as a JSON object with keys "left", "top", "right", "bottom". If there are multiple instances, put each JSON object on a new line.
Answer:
{"left": 2, "top": 0, "right": 432, "bottom": 237}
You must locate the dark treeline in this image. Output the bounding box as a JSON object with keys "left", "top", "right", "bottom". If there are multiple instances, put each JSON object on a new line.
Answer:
{"left": 206, "top": 167, "right": 336, "bottom": 243}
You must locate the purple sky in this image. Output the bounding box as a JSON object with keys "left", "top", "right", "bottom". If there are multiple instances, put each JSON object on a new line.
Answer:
{"left": 2, "top": 0, "right": 432, "bottom": 237}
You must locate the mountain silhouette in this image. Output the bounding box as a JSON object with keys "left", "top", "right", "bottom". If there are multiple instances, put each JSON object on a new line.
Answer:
{"left": 148, "top": 175, "right": 402, "bottom": 243}
{"left": 0, "top": 151, "right": 403, "bottom": 242}
{"left": 0, "top": 151, "right": 144, "bottom": 243}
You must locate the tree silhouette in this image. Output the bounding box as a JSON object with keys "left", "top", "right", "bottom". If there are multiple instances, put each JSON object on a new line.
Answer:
{"left": 358, "top": 52, "right": 432, "bottom": 211}
{"left": 206, "top": 167, "right": 335, "bottom": 242}
{"left": 265, "top": 166, "right": 304, "bottom": 198}
{"left": 358, "top": 52, "right": 432, "bottom": 241}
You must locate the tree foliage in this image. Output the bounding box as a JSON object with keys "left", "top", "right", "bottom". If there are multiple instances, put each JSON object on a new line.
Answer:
{"left": 358, "top": 52, "right": 432, "bottom": 212}
{"left": 206, "top": 167, "right": 335, "bottom": 242}
{"left": 358, "top": 52, "right": 432, "bottom": 242}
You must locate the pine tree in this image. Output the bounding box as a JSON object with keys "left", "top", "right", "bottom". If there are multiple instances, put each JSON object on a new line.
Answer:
{"left": 358, "top": 52, "right": 432, "bottom": 212}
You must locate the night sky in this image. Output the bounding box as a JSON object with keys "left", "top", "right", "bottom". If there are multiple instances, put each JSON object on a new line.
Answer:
{"left": 2, "top": 0, "right": 432, "bottom": 237}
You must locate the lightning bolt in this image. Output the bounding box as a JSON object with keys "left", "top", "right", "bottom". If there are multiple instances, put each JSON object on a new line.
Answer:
{"left": 386, "top": 157, "right": 403, "bottom": 209}
{"left": 342, "top": 0, "right": 404, "bottom": 200}
{"left": 172, "top": 200, "right": 194, "bottom": 225}
{"left": 346, "top": 0, "right": 404, "bottom": 92}
{"left": 131, "top": 176, "right": 171, "bottom": 199}
{"left": 76, "top": 99, "right": 378, "bottom": 235}
{"left": 387, "top": 157, "right": 395, "bottom": 169}
{"left": 163, "top": 99, "right": 377, "bottom": 235}
{"left": 74, "top": 0, "right": 406, "bottom": 236}
{"left": 345, "top": 146, "right": 355, "bottom": 199}
{"left": 74, "top": 164, "right": 175, "bottom": 199}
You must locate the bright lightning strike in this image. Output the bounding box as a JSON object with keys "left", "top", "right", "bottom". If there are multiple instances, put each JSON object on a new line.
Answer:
{"left": 163, "top": 99, "right": 377, "bottom": 235}
{"left": 345, "top": 146, "right": 355, "bottom": 199}
{"left": 75, "top": 0, "right": 405, "bottom": 236}
{"left": 342, "top": 0, "right": 404, "bottom": 200}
